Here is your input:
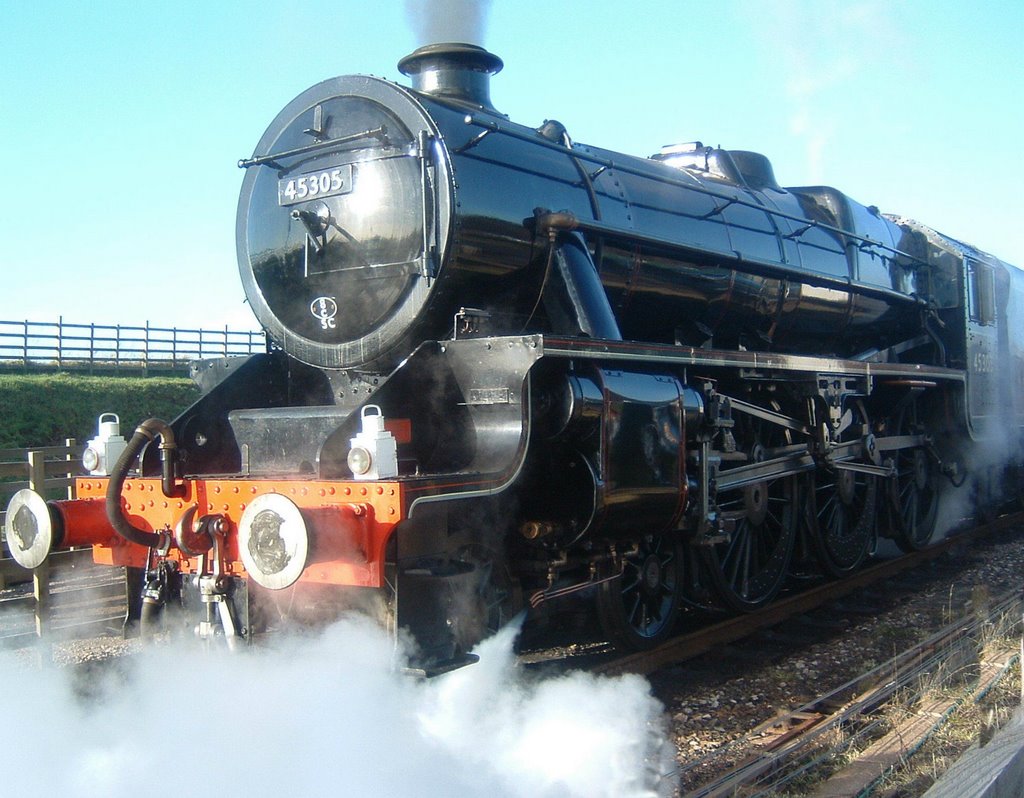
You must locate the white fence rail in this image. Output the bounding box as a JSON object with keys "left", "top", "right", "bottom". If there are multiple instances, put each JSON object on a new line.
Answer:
{"left": 0, "top": 318, "right": 266, "bottom": 372}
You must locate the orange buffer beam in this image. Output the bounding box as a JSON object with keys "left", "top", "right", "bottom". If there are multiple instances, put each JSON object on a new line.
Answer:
{"left": 74, "top": 477, "right": 404, "bottom": 589}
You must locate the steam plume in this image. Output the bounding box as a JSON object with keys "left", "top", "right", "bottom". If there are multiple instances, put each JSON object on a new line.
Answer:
{"left": 1, "top": 616, "right": 676, "bottom": 797}
{"left": 405, "top": 0, "right": 494, "bottom": 46}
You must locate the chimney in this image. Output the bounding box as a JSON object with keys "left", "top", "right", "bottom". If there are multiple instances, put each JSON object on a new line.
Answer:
{"left": 398, "top": 42, "right": 503, "bottom": 113}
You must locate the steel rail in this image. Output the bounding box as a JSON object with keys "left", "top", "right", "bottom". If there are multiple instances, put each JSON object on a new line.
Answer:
{"left": 578, "top": 511, "right": 1023, "bottom": 798}
{"left": 677, "top": 589, "right": 1022, "bottom": 797}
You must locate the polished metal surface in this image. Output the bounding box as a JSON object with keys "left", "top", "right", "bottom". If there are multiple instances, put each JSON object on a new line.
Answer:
{"left": 236, "top": 64, "right": 953, "bottom": 372}
{"left": 3, "top": 489, "right": 53, "bottom": 569}
{"left": 236, "top": 75, "right": 453, "bottom": 370}
{"left": 398, "top": 42, "right": 503, "bottom": 112}
{"left": 237, "top": 493, "right": 309, "bottom": 590}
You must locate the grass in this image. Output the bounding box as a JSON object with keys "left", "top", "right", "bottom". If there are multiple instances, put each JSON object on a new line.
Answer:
{"left": 873, "top": 656, "right": 1021, "bottom": 796}
{"left": 753, "top": 605, "right": 1023, "bottom": 798}
{"left": 0, "top": 372, "right": 200, "bottom": 448}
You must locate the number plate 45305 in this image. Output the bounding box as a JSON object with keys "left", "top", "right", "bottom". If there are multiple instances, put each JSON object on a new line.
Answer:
{"left": 278, "top": 164, "right": 353, "bottom": 206}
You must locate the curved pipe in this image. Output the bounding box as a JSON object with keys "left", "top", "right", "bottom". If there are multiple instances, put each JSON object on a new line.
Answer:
{"left": 547, "top": 232, "right": 622, "bottom": 340}
{"left": 105, "top": 418, "right": 179, "bottom": 550}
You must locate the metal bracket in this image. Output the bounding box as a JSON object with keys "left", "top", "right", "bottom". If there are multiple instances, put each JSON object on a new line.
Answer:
{"left": 303, "top": 104, "right": 327, "bottom": 140}
{"left": 812, "top": 373, "right": 871, "bottom": 438}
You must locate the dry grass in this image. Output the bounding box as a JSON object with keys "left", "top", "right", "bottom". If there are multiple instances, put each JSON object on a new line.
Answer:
{"left": 872, "top": 654, "right": 1020, "bottom": 797}
{"left": 754, "top": 622, "right": 1022, "bottom": 797}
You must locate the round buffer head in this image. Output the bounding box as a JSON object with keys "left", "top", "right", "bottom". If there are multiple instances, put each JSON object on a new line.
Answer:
{"left": 237, "top": 494, "right": 309, "bottom": 590}
{"left": 4, "top": 489, "right": 54, "bottom": 569}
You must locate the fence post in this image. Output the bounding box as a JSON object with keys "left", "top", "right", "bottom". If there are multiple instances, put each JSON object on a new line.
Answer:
{"left": 57, "top": 315, "right": 63, "bottom": 370}
{"left": 22, "top": 319, "right": 28, "bottom": 371}
{"left": 89, "top": 323, "right": 95, "bottom": 374}
{"left": 65, "top": 438, "right": 77, "bottom": 500}
{"left": 28, "top": 451, "right": 50, "bottom": 638}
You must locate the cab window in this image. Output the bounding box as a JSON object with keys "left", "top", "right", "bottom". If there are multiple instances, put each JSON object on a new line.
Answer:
{"left": 968, "top": 260, "right": 996, "bottom": 326}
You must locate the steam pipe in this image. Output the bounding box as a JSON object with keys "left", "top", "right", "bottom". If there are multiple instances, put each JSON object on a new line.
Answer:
{"left": 547, "top": 232, "right": 622, "bottom": 340}
{"left": 105, "top": 418, "right": 180, "bottom": 550}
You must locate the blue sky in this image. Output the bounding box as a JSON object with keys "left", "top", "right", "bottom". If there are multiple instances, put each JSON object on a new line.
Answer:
{"left": 1, "top": 0, "right": 1021, "bottom": 330}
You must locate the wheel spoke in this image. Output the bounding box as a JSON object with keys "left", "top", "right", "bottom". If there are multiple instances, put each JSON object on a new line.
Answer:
{"left": 626, "top": 593, "right": 642, "bottom": 626}
{"left": 596, "top": 534, "right": 685, "bottom": 649}
{"left": 887, "top": 403, "right": 939, "bottom": 551}
{"left": 702, "top": 405, "right": 797, "bottom": 612}
{"left": 621, "top": 574, "right": 642, "bottom": 594}
{"left": 809, "top": 412, "right": 876, "bottom": 577}
{"left": 739, "top": 533, "right": 752, "bottom": 597}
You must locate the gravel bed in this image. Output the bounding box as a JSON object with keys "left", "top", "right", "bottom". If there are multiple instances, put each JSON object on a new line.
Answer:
{"left": 649, "top": 522, "right": 1024, "bottom": 792}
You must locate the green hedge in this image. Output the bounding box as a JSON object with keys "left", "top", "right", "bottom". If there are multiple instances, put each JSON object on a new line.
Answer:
{"left": 0, "top": 373, "right": 200, "bottom": 449}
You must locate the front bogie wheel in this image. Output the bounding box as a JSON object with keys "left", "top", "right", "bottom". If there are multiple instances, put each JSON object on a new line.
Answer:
{"left": 596, "top": 533, "right": 684, "bottom": 650}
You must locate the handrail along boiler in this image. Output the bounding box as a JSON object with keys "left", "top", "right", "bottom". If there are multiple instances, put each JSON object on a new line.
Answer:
{"left": 6, "top": 43, "right": 1023, "bottom": 663}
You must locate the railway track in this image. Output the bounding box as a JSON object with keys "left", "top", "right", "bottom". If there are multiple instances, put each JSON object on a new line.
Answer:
{"left": 3, "top": 514, "right": 1022, "bottom": 796}
{"left": 2, "top": 512, "right": 1015, "bottom": 798}
{"left": 499, "top": 511, "right": 1024, "bottom": 795}
{"left": 675, "top": 586, "right": 1021, "bottom": 797}
{"left": 558, "top": 510, "right": 1024, "bottom": 797}
{"left": 6, "top": 513, "right": 1020, "bottom": 663}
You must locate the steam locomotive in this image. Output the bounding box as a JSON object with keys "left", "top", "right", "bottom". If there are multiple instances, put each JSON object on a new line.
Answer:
{"left": 6, "top": 43, "right": 1023, "bottom": 667}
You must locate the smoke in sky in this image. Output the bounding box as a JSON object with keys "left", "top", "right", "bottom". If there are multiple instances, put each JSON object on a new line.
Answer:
{"left": 404, "top": 0, "right": 494, "bottom": 46}
{"left": 752, "top": 0, "right": 908, "bottom": 183}
{"left": 2, "top": 616, "right": 676, "bottom": 797}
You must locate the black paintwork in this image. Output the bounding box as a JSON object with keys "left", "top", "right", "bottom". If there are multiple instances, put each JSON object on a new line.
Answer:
{"left": 236, "top": 73, "right": 946, "bottom": 375}
{"left": 129, "top": 51, "right": 1024, "bottom": 656}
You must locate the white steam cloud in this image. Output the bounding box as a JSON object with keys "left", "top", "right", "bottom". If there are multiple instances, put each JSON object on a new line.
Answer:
{"left": 3, "top": 617, "right": 676, "bottom": 797}
{"left": 405, "top": 0, "right": 494, "bottom": 46}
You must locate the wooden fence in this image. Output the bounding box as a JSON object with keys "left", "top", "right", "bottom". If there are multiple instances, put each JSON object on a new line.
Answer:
{"left": 0, "top": 440, "right": 79, "bottom": 528}
{"left": 0, "top": 317, "right": 266, "bottom": 373}
{"left": 0, "top": 442, "right": 80, "bottom": 636}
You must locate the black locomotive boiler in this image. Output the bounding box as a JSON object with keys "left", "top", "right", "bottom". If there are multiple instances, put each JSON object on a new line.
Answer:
{"left": 6, "top": 43, "right": 1024, "bottom": 664}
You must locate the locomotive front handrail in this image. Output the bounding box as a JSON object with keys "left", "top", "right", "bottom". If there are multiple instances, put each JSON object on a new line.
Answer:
{"left": 237, "top": 125, "right": 390, "bottom": 168}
